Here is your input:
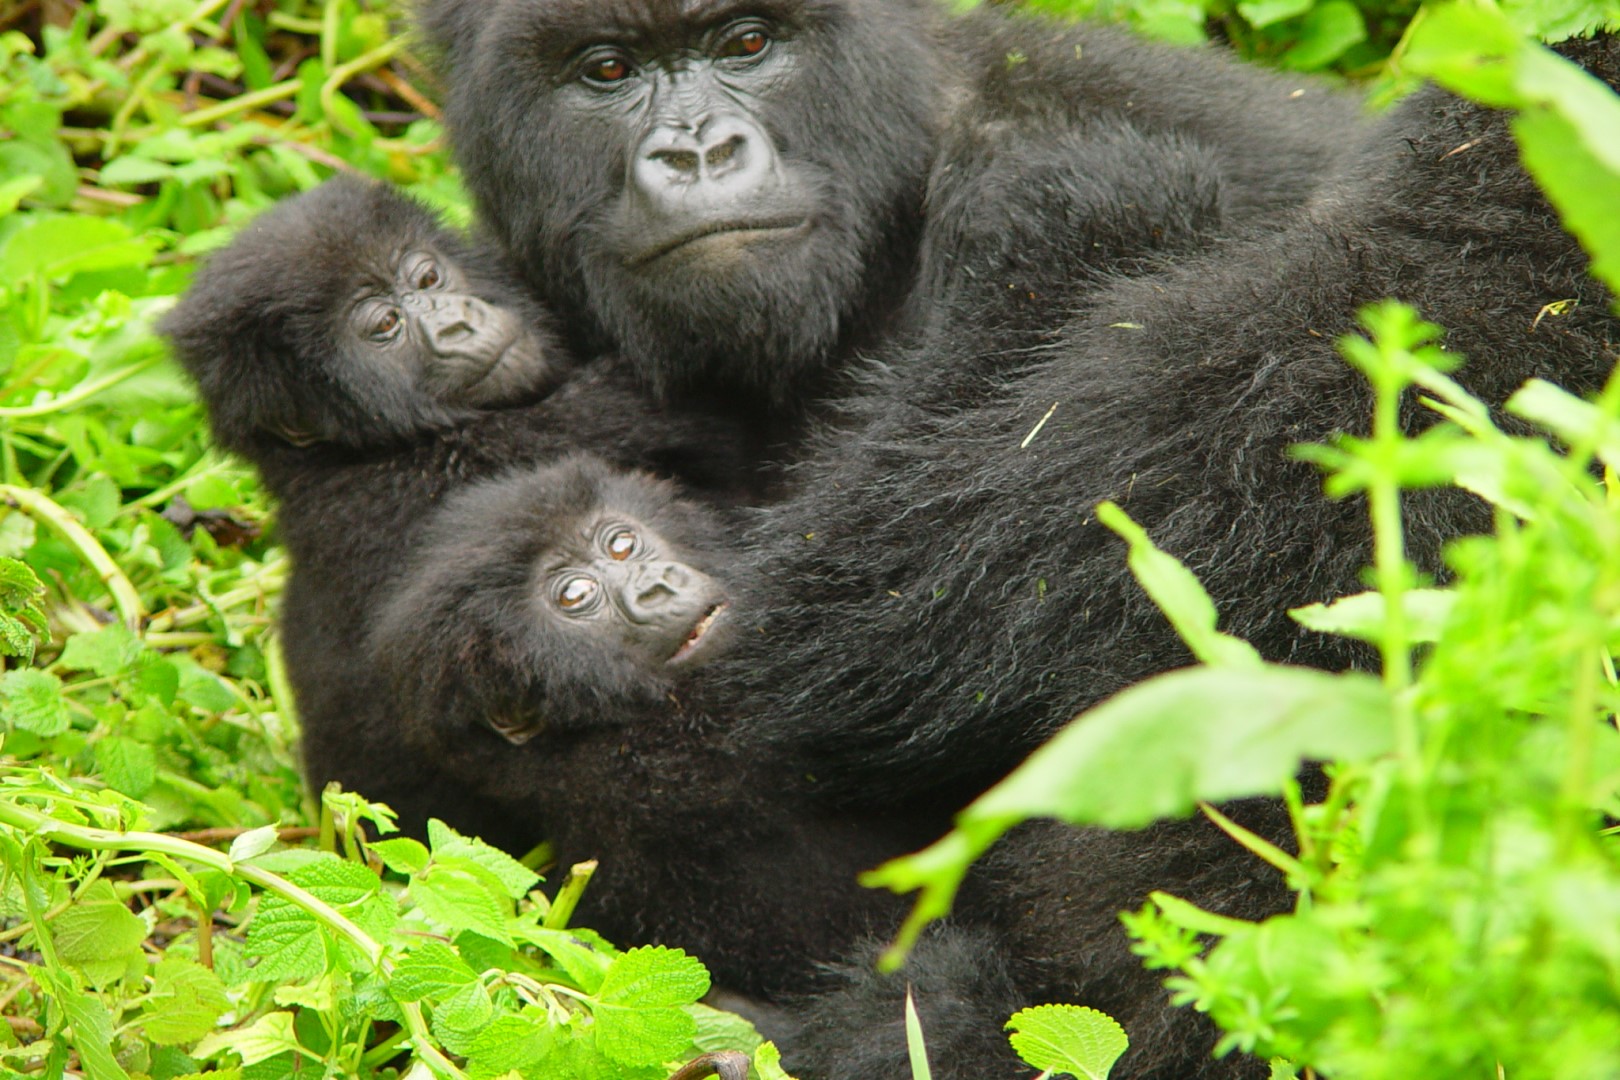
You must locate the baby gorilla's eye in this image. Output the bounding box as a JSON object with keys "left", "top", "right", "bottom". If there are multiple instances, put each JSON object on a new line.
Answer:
{"left": 556, "top": 575, "right": 600, "bottom": 611}
{"left": 371, "top": 308, "right": 401, "bottom": 339}
{"left": 605, "top": 527, "right": 638, "bottom": 560}
{"left": 417, "top": 265, "right": 441, "bottom": 289}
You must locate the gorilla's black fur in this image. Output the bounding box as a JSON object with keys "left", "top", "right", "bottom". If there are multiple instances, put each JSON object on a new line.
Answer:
{"left": 719, "top": 39, "right": 1620, "bottom": 806}
{"left": 366, "top": 459, "right": 928, "bottom": 1000}
{"left": 161, "top": 180, "right": 760, "bottom": 849}
{"left": 416, "top": 0, "right": 1365, "bottom": 443}
{"left": 737, "top": 38, "right": 1620, "bottom": 1080}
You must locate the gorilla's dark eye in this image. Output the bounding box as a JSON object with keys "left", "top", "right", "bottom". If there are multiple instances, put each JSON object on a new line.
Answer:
{"left": 605, "top": 527, "right": 638, "bottom": 560}
{"left": 371, "top": 308, "right": 401, "bottom": 339}
{"left": 417, "top": 265, "right": 440, "bottom": 289}
{"left": 556, "top": 574, "right": 600, "bottom": 611}
{"left": 717, "top": 24, "right": 770, "bottom": 59}
{"left": 582, "top": 53, "right": 633, "bottom": 86}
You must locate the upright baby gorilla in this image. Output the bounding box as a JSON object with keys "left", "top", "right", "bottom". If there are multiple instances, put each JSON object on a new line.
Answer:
{"left": 418, "top": 0, "right": 1365, "bottom": 434}
{"left": 161, "top": 179, "right": 757, "bottom": 848}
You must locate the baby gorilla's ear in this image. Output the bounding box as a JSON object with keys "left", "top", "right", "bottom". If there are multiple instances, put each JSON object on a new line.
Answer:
{"left": 487, "top": 708, "right": 545, "bottom": 746}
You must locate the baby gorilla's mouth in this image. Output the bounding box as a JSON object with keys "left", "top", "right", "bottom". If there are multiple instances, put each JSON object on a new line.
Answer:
{"left": 668, "top": 602, "right": 727, "bottom": 665}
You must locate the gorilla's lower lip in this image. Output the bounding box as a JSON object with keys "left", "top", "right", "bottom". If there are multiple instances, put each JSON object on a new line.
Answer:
{"left": 627, "top": 220, "right": 809, "bottom": 268}
{"left": 668, "top": 602, "right": 727, "bottom": 664}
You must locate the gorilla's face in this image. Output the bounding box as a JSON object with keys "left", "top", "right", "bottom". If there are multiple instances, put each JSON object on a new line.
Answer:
{"left": 342, "top": 244, "right": 549, "bottom": 411}
{"left": 425, "top": 0, "right": 943, "bottom": 403}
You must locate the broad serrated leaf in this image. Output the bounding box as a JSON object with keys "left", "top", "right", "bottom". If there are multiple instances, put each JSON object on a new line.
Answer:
{"left": 370, "top": 837, "right": 430, "bottom": 876}
{"left": 242, "top": 896, "right": 325, "bottom": 983}
{"left": 429, "top": 979, "right": 496, "bottom": 1056}
{"left": 466, "top": 1014, "right": 556, "bottom": 1078}
{"left": 50, "top": 881, "right": 148, "bottom": 967}
{"left": 593, "top": 947, "right": 709, "bottom": 1066}
{"left": 94, "top": 735, "right": 157, "bottom": 798}
{"left": 389, "top": 941, "right": 480, "bottom": 1002}
{"left": 143, "top": 958, "right": 230, "bottom": 1045}
{"left": 194, "top": 1011, "right": 301, "bottom": 1065}
{"left": 687, "top": 1002, "right": 764, "bottom": 1054}
{"left": 427, "top": 818, "right": 540, "bottom": 898}
{"left": 1006, "top": 1005, "right": 1129, "bottom": 1080}
{"left": 412, "top": 863, "right": 513, "bottom": 944}
{"left": 597, "top": 946, "right": 710, "bottom": 1008}
{"left": 1, "top": 669, "right": 70, "bottom": 737}
{"left": 246, "top": 856, "right": 396, "bottom": 981}
{"left": 59, "top": 624, "right": 143, "bottom": 678}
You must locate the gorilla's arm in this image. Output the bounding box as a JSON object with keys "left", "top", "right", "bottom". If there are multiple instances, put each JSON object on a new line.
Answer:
{"left": 719, "top": 40, "right": 1620, "bottom": 802}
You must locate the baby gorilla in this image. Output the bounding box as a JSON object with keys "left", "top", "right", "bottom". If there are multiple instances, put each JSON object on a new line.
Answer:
{"left": 368, "top": 456, "right": 919, "bottom": 1003}
{"left": 376, "top": 454, "right": 739, "bottom": 746}
{"left": 161, "top": 179, "right": 758, "bottom": 850}
{"left": 163, "top": 175, "right": 566, "bottom": 454}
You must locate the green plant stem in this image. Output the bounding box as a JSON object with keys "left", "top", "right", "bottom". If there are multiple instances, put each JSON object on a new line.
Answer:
{"left": 0, "top": 798, "right": 467, "bottom": 1079}
{"left": 320, "top": 39, "right": 408, "bottom": 137}
{"left": 0, "top": 484, "right": 143, "bottom": 630}
{"left": 0, "top": 357, "right": 164, "bottom": 418}
{"left": 180, "top": 79, "right": 304, "bottom": 128}
{"left": 543, "top": 860, "right": 597, "bottom": 930}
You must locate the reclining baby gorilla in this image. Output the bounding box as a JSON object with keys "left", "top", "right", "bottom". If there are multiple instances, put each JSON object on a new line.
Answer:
{"left": 160, "top": 177, "right": 761, "bottom": 850}
{"left": 366, "top": 455, "right": 927, "bottom": 1005}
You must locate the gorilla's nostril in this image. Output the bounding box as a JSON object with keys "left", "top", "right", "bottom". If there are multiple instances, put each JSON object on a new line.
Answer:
{"left": 653, "top": 148, "right": 701, "bottom": 176}
{"left": 706, "top": 135, "right": 744, "bottom": 170}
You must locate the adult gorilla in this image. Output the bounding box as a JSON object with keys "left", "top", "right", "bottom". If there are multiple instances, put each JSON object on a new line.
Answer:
{"left": 417, "top": 0, "right": 1364, "bottom": 445}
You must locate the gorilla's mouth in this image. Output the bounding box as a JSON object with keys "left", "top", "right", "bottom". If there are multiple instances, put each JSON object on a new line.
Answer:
{"left": 627, "top": 219, "right": 810, "bottom": 268}
{"left": 668, "top": 602, "right": 728, "bottom": 665}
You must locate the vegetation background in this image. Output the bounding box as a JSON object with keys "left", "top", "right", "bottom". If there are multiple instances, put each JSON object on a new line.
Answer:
{"left": 0, "top": 0, "right": 1617, "bottom": 1078}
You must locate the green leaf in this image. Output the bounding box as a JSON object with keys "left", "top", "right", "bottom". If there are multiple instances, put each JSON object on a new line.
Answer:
{"left": 1096, "top": 502, "right": 1263, "bottom": 669}
{"left": 0, "top": 175, "right": 43, "bottom": 216}
{"left": 1289, "top": 589, "right": 1455, "bottom": 644}
{"left": 513, "top": 924, "right": 614, "bottom": 993}
{"left": 43, "top": 971, "right": 131, "bottom": 1080}
{"left": 228, "top": 824, "right": 280, "bottom": 863}
{"left": 94, "top": 735, "right": 158, "bottom": 798}
{"left": 143, "top": 958, "right": 230, "bottom": 1045}
{"left": 593, "top": 947, "right": 709, "bottom": 1066}
{"left": 466, "top": 1014, "right": 556, "bottom": 1078}
{"left": 389, "top": 941, "right": 480, "bottom": 1002}
{"left": 370, "top": 837, "right": 430, "bottom": 876}
{"left": 428, "top": 818, "right": 541, "bottom": 898}
{"left": 412, "top": 862, "right": 514, "bottom": 945}
{"left": 1, "top": 669, "right": 70, "bottom": 737}
{"left": 0, "top": 216, "right": 159, "bottom": 283}
{"left": 753, "top": 1042, "right": 797, "bottom": 1080}
{"left": 688, "top": 1002, "right": 765, "bottom": 1054}
{"left": 905, "top": 989, "right": 933, "bottom": 1080}
{"left": 60, "top": 625, "right": 144, "bottom": 677}
{"left": 193, "top": 1012, "right": 302, "bottom": 1066}
{"left": 50, "top": 881, "right": 147, "bottom": 967}
{"left": 1237, "top": 0, "right": 1312, "bottom": 28}
{"left": 429, "top": 979, "right": 496, "bottom": 1056}
{"left": 1279, "top": 0, "right": 1366, "bottom": 69}
{"left": 245, "top": 857, "right": 392, "bottom": 982}
{"left": 1006, "top": 1005, "right": 1130, "bottom": 1080}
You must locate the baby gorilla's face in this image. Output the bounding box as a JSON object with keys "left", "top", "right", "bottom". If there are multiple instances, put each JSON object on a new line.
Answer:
{"left": 345, "top": 245, "right": 551, "bottom": 409}
{"left": 542, "top": 512, "right": 731, "bottom": 664}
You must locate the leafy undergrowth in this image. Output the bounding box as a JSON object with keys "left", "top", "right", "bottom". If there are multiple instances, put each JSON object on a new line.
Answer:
{"left": 2, "top": 0, "right": 1619, "bottom": 1078}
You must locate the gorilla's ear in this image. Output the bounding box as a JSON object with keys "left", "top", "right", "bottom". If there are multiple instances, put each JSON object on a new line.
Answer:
{"left": 414, "top": 0, "right": 484, "bottom": 65}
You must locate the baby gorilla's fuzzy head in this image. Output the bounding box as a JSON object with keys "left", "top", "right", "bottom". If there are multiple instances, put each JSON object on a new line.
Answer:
{"left": 161, "top": 176, "right": 567, "bottom": 457}
{"left": 371, "top": 454, "right": 738, "bottom": 751}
